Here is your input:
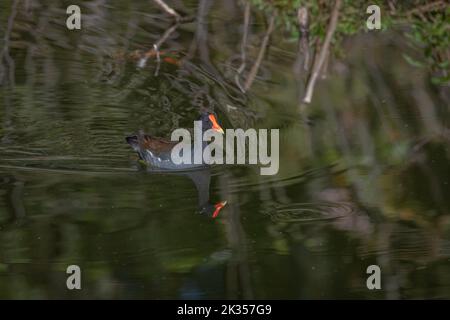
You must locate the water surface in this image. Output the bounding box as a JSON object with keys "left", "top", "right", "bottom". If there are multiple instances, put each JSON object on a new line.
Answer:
{"left": 0, "top": 0, "right": 449, "bottom": 299}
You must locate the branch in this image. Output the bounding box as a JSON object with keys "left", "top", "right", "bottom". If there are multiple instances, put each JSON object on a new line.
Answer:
{"left": 154, "top": 22, "right": 179, "bottom": 50}
{"left": 136, "top": 22, "right": 180, "bottom": 70}
{"left": 152, "top": 0, "right": 181, "bottom": 20}
{"left": 302, "top": 0, "right": 341, "bottom": 104}
{"left": 243, "top": 12, "right": 276, "bottom": 92}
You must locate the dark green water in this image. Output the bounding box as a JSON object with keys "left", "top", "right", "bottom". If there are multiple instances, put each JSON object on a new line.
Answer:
{"left": 0, "top": 0, "right": 449, "bottom": 299}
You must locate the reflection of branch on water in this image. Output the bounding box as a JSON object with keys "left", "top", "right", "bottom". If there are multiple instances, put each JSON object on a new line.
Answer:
{"left": 243, "top": 13, "right": 276, "bottom": 92}
{"left": 186, "top": 0, "right": 221, "bottom": 79}
{"left": 181, "top": 0, "right": 251, "bottom": 113}
{"left": 149, "top": 22, "right": 180, "bottom": 73}
{"left": 152, "top": 0, "right": 181, "bottom": 21}
{"left": 235, "top": 1, "right": 251, "bottom": 93}
{"left": 0, "top": 177, "right": 27, "bottom": 229}
{"left": 154, "top": 23, "right": 180, "bottom": 50}
{"left": 136, "top": 14, "right": 196, "bottom": 70}
{"left": 302, "top": 0, "right": 341, "bottom": 106}
{"left": 153, "top": 44, "right": 161, "bottom": 75}
{"left": 294, "top": 6, "right": 310, "bottom": 75}
{"left": 0, "top": 0, "right": 19, "bottom": 86}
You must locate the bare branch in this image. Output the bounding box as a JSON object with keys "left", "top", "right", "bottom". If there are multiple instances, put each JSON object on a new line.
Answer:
{"left": 154, "top": 22, "right": 179, "bottom": 50}
{"left": 136, "top": 23, "right": 179, "bottom": 70}
{"left": 153, "top": 44, "right": 161, "bottom": 76}
{"left": 302, "top": 0, "right": 341, "bottom": 104}
{"left": 152, "top": 0, "right": 181, "bottom": 20}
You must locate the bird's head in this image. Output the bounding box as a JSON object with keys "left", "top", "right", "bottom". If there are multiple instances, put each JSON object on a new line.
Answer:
{"left": 200, "top": 112, "right": 224, "bottom": 134}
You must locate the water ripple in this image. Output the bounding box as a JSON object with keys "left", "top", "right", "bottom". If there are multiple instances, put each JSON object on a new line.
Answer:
{"left": 264, "top": 201, "right": 357, "bottom": 224}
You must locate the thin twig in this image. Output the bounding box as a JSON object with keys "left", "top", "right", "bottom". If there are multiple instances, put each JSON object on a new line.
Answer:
{"left": 152, "top": 0, "right": 181, "bottom": 20}
{"left": 153, "top": 22, "right": 178, "bottom": 74}
{"left": 154, "top": 22, "right": 179, "bottom": 49}
{"left": 302, "top": 0, "right": 341, "bottom": 105}
{"left": 137, "top": 23, "right": 179, "bottom": 69}
{"left": 243, "top": 12, "right": 276, "bottom": 91}
{"left": 235, "top": 1, "right": 251, "bottom": 93}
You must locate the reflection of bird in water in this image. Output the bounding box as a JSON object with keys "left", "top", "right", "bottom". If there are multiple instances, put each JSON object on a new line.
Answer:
{"left": 185, "top": 168, "right": 226, "bottom": 218}
{"left": 126, "top": 112, "right": 226, "bottom": 217}
{"left": 137, "top": 167, "right": 226, "bottom": 218}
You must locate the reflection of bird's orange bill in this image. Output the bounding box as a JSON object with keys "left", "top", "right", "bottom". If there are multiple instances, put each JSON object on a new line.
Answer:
{"left": 212, "top": 201, "right": 227, "bottom": 218}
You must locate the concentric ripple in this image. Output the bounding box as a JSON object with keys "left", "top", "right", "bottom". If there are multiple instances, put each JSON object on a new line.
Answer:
{"left": 264, "top": 201, "right": 357, "bottom": 223}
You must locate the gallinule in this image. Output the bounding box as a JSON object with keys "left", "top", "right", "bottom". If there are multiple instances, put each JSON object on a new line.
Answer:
{"left": 126, "top": 112, "right": 224, "bottom": 170}
{"left": 126, "top": 112, "right": 227, "bottom": 218}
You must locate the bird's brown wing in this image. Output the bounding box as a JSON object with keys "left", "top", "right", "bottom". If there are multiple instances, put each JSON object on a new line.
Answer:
{"left": 139, "top": 134, "right": 179, "bottom": 155}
